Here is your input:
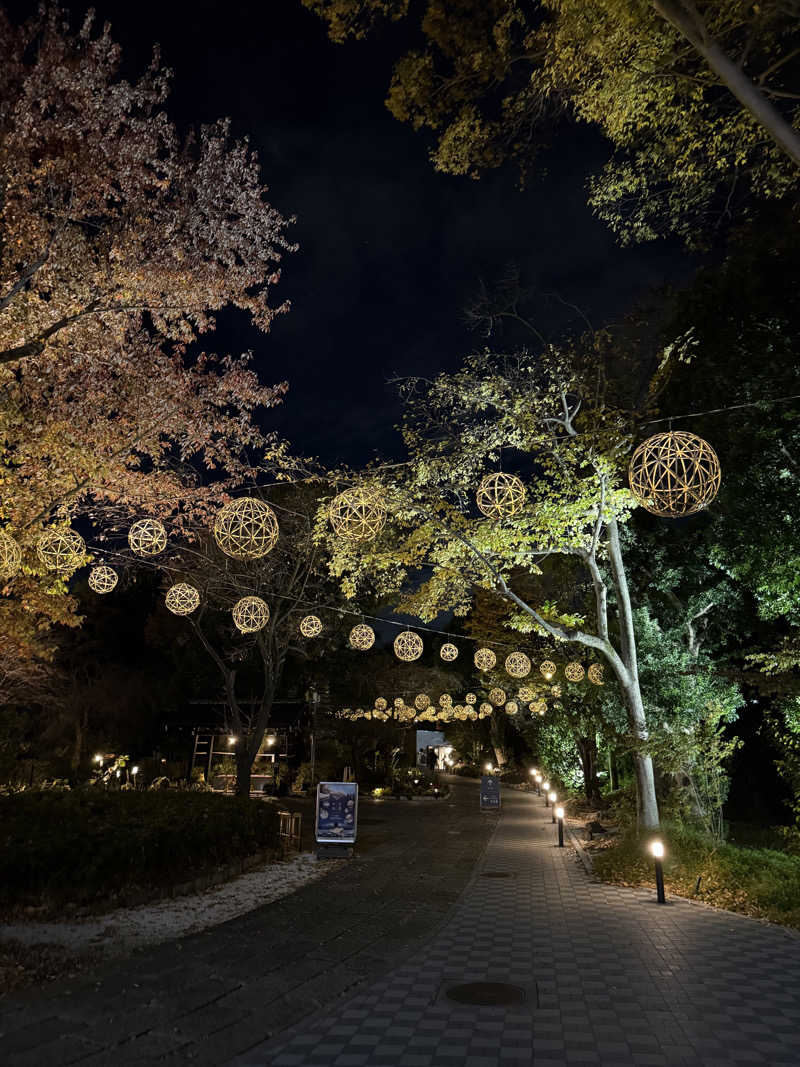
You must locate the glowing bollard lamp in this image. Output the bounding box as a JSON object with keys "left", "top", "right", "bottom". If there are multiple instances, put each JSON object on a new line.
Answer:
{"left": 534, "top": 773, "right": 542, "bottom": 796}
{"left": 542, "top": 781, "right": 551, "bottom": 807}
{"left": 549, "top": 791, "right": 557, "bottom": 822}
{"left": 555, "top": 806, "right": 564, "bottom": 847}
{"left": 651, "top": 839, "right": 666, "bottom": 904}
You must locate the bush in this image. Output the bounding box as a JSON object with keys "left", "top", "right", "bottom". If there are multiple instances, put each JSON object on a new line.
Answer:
{"left": 593, "top": 822, "right": 800, "bottom": 929}
{"left": 452, "top": 763, "right": 481, "bottom": 778}
{"left": 391, "top": 769, "right": 448, "bottom": 797}
{"left": 0, "top": 790, "right": 280, "bottom": 916}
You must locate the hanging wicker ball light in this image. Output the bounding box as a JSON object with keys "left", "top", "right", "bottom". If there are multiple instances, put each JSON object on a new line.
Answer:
{"left": 439, "top": 706, "right": 454, "bottom": 723}
{"left": 518, "top": 685, "right": 534, "bottom": 703}
{"left": 299, "top": 614, "right": 322, "bottom": 638}
{"left": 393, "top": 697, "right": 404, "bottom": 709}
{"left": 439, "top": 693, "right": 453, "bottom": 708}
{"left": 587, "top": 663, "right": 605, "bottom": 685}
{"left": 349, "top": 624, "right": 375, "bottom": 650}
{"left": 213, "top": 498, "right": 279, "bottom": 559}
{"left": 328, "top": 485, "right": 387, "bottom": 541}
{"left": 128, "top": 518, "right": 167, "bottom": 557}
{"left": 565, "top": 661, "right": 585, "bottom": 682}
{"left": 629, "top": 431, "right": 721, "bottom": 517}
{"left": 232, "top": 595, "right": 269, "bottom": 633}
{"left": 474, "top": 647, "right": 497, "bottom": 671}
{"left": 165, "top": 583, "right": 200, "bottom": 616}
{"left": 454, "top": 705, "right": 467, "bottom": 720}
{"left": 531, "top": 699, "right": 547, "bottom": 716}
{"left": 551, "top": 684, "right": 562, "bottom": 698}
{"left": 505, "top": 700, "right": 519, "bottom": 715}
{"left": 88, "top": 565, "right": 118, "bottom": 594}
{"left": 440, "top": 642, "right": 459, "bottom": 661}
{"left": 465, "top": 692, "right": 476, "bottom": 705}
{"left": 479, "top": 702, "right": 493, "bottom": 718}
{"left": 489, "top": 687, "right": 506, "bottom": 706}
{"left": 466, "top": 708, "right": 478, "bottom": 721}
{"left": 37, "top": 528, "right": 86, "bottom": 574}
{"left": 415, "top": 693, "right": 430, "bottom": 711}
{"left": 0, "top": 530, "right": 22, "bottom": 580}
{"left": 375, "top": 697, "right": 388, "bottom": 711}
{"left": 476, "top": 472, "right": 526, "bottom": 519}
{"left": 540, "top": 660, "right": 557, "bottom": 680}
{"left": 505, "top": 651, "right": 531, "bottom": 678}
{"left": 394, "top": 630, "right": 423, "bottom": 661}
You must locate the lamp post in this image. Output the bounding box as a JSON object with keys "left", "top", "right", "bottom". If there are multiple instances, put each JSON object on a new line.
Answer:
{"left": 306, "top": 685, "right": 320, "bottom": 787}
{"left": 650, "top": 840, "right": 666, "bottom": 904}
{"left": 529, "top": 768, "right": 537, "bottom": 792}
{"left": 132, "top": 765, "right": 139, "bottom": 790}
{"left": 555, "top": 806, "right": 564, "bottom": 847}
{"left": 534, "top": 772, "right": 542, "bottom": 796}
{"left": 549, "top": 791, "right": 557, "bottom": 822}
{"left": 543, "top": 781, "right": 550, "bottom": 807}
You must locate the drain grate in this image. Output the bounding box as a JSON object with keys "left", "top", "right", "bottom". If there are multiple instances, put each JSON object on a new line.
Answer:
{"left": 445, "top": 982, "right": 526, "bottom": 1006}
{"left": 481, "top": 871, "right": 514, "bottom": 878}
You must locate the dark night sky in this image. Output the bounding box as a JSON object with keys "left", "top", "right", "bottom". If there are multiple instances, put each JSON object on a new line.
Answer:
{"left": 29, "top": 0, "right": 691, "bottom": 465}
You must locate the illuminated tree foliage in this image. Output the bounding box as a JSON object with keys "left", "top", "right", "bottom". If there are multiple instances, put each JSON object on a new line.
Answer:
{"left": 305, "top": 0, "right": 800, "bottom": 244}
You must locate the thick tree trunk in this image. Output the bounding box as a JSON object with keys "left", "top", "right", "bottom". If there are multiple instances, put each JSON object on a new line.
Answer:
{"left": 576, "top": 734, "right": 603, "bottom": 806}
{"left": 621, "top": 679, "right": 660, "bottom": 830}
{"left": 653, "top": 0, "right": 800, "bottom": 167}
{"left": 235, "top": 743, "right": 254, "bottom": 798}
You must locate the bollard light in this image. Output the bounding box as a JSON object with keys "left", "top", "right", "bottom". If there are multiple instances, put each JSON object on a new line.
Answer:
{"left": 555, "top": 806, "right": 564, "bottom": 847}
{"left": 94, "top": 754, "right": 103, "bottom": 764}
{"left": 228, "top": 735, "right": 237, "bottom": 745}
{"left": 132, "top": 765, "right": 139, "bottom": 775}
{"left": 549, "top": 791, "right": 557, "bottom": 822}
{"left": 543, "top": 781, "right": 550, "bottom": 806}
{"left": 534, "top": 772, "right": 542, "bottom": 795}
{"left": 650, "top": 839, "right": 666, "bottom": 904}
{"left": 485, "top": 762, "right": 493, "bottom": 773}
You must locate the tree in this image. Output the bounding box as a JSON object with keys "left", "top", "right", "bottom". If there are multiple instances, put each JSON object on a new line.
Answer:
{"left": 319, "top": 345, "right": 676, "bottom": 828}
{"left": 305, "top": 0, "right": 800, "bottom": 243}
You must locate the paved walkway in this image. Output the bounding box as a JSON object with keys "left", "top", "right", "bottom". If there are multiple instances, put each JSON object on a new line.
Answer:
{"left": 2, "top": 784, "right": 800, "bottom": 1066}
{"left": 248, "top": 787, "right": 800, "bottom": 1067}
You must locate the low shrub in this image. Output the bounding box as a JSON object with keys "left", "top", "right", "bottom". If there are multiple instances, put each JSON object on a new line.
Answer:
{"left": 391, "top": 770, "right": 448, "bottom": 797}
{"left": 452, "top": 763, "right": 480, "bottom": 778}
{"left": 592, "top": 822, "right": 800, "bottom": 929}
{"left": 0, "top": 790, "right": 280, "bottom": 916}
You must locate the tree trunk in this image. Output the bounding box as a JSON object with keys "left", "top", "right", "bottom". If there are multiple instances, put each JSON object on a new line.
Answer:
{"left": 620, "top": 679, "right": 660, "bottom": 830}
{"left": 576, "top": 734, "right": 603, "bottom": 806}
{"left": 653, "top": 0, "right": 800, "bottom": 167}
{"left": 71, "top": 705, "right": 88, "bottom": 772}
{"left": 235, "top": 743, "right": 254, "bottom": 798}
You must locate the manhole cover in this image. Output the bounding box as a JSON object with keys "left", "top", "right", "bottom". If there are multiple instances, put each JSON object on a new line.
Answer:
{"left": 481, "top": 871, "right": 513, "bottom": 878}
{"left": 445, "top": 982, "right": 526, "bottom": 1006}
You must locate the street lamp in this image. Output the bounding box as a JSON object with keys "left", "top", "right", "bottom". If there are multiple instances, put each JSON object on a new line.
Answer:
{"left": 549, "top": 791, "right": 557, "bottom": 822}
{"left": 555, "top": 806, "right": 564, "bottom": 847}
{"left": 650, "top": 840, "right": 666, "bottom": 904}
{"left": 543, "top": 781, "right": 550, "bottom": 806}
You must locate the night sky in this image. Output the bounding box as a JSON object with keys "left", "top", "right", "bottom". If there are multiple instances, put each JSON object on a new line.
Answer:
{"left": 37, "top": 0, "right": 689, "bottom": 465}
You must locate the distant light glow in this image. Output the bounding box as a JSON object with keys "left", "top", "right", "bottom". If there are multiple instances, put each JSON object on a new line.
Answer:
{"left": 651, "top": 840, "right": 665, "bottom": 859}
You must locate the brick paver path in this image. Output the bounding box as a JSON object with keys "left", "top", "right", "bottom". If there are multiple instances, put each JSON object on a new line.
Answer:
{"left": 248, "top": 786, "right": 800, "bottom": 1067}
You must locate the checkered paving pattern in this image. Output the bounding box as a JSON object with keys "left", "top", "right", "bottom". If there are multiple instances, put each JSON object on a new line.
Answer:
{"left": 247, "top": 789, "right": 800, "bottom": 1067}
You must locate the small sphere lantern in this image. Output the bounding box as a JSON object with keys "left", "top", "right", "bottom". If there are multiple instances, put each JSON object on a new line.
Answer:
{"left": 232, "top": 595, "right": 270, "bottom": 633}
{"left": 37, "top": 528, "right": 86, "bottom": 573}
{"left": 505, "top": 700, "right": 519, "bottom": 715}
{"left": 629, "top": 431, "right": 721, "bottom": 517}
{"left": 0, "top": 530, "right": 22, "bottom": 579}
{"left": 474, "top": 647, "right": 497, "bottom": 671}
{"left": 299, "top": 614, "right": 323, "bottom": 638}
{"left": 478, "top": 702, "right": 493, "bottom": 718}
{"left": 439, "top": 693, "right": 453, "bottom": 707}
{"left": 518, "top": 685, "right": 534, "bottom": 703}
{"left": 415, "top": 693, "right": 430, "bottom": 711}
{"left": 465, "top": 692, "right": 476, "bottom": 705}
{"left": 489, "top": 687, "right": 506, "bottom": 706}
{"left": 128, "top": 518, "right": 167, "bottom": 556}
{"left": 440, "top": 642, "right": 459, "bottom": 661}
{"left": 375, "top": 697, "right": 388, "bottom": 711}
{"left": 349, "top": 624, "right": 375, "bottom": 650}
{"left": 565, "top": 662, "right": 585, "bottom": 683}
{"left": 165, "top": 583, "right": 200, "bottom": 616}
{"left": 505, "top": 651, "right": 531, "bottom": 678}
{"left": 214, "top": 498, "right": 279, "bottom": 559}
{"left": 394, "top": 630, "right": 423, "bottom": 661}
{"left": 476, "top": 472, "right": 526, "bottom": 519}
{"left": 587, "top": 663, "right": 604, "bottom": 685}
{"left": 329, "top": 486, "right": 387, "bottom": 541}
{"left": 88, "top": 565, "right": 118, "bottom": 594}
{"left": 540, "top": 660, "right": 557, "bottom": 680}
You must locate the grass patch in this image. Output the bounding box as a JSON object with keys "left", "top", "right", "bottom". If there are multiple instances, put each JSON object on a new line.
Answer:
{"left": 0, "top": 790, "right": 280, "bottom": 917}
{"left": 592, "top": 824, "right": 800, "bottom": 930}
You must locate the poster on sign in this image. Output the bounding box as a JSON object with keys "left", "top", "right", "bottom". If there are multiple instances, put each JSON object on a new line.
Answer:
{"left": 315, "top": 782, "right": 359, "bottom": 843}
{"left": 480, "top": 775, "right": 501, "bottom": 810}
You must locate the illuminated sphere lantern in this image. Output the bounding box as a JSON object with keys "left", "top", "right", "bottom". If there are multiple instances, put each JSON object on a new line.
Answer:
{"left": 373, "top": 708, "right": 389, "bottom": 721}
{"left": 375, "top": 697, "right": 388, "bottom": 711}
{"left": 328, "top": 485, "right": 387, "bottom": 542}
{"left": 474, "top": 647, "right": 497, "bottom": 671}
{"left": 0, "top": 530, "right": 22, "bottom": 580}
{"left": 476, "top": 472, "right": 526, "bottom": 519}
{"left": 505, "top": 651, "right": 531, "bottom": 678}
{"left": 628, "top": 431, "right": 721, "bottom": 517}
{"left": 37, "top": 528, "right": 86, "bottom": 574}
{"left": 551, "top": 684, "right": 563, "bottom": 697}
{"left": 349, "top": 624, "right": 375, "bottom": 650}
{"left": 540, "top": 660, "right": 557, "bottom": 680}
{"left": 489, "top": 687, "right": 506, "bottom": 707}
{"left": 588, "top": 663, "right": 605, "bottom": 685}
{"left": 440, "top": 642, "right": 459, "bottom": 662}
{"left": 299, "top": 614, "right": 322, "bottom": 638}
{"left": 394, "top": 630, "right": 423, "bottom": 661}
{"left": 478, "top": 702, "right": 493, "bottom": 718}
{"left": 415, "top": 693, "right": 430, "bottom": 711}
{"left": 128, "top": 518, "right": 167, "bottom": 557}
{"left": 439, "top": 693, "right": 453, "bottom": 708}
{"left": 531, "top": 699, "right": 547, "bottom": 716}
{"left": 465, "top": 692, "right": 476, "bottom": 705}
{"left": 88, "top": 565, "right": 118, "bottom": 594}
{"left": 165, "top": 582, "right": 200, "bottom": 616}
{"left": 439, "top": 706, "right": 454, "bottom": 723}
{"left": 518, "top": 686, "right": 534, "bottom": 703}
{"left": 393, "top": 697, "right": 404, "bottom": 709}
{"left": 565, "top": 661, "right": 585, "bottom": 683}
{"left": 466, "top": 708, "right": 478, "bottom": 721}
{"left": 232, "top": 595, "right": 270, "bottom": 633}
{"left": 214, "top": 498, "right": 279, "bottom": 559}
{"left": 505, "top": 700, "right": 519, "bottom": 715}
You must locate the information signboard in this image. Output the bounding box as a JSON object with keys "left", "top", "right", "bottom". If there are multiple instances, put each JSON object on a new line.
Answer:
{"left": 480, "top": 775, "right": 501, "bottom": 810}
{"left": 315, "top": 782, "right": 359, "bottom": 843}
